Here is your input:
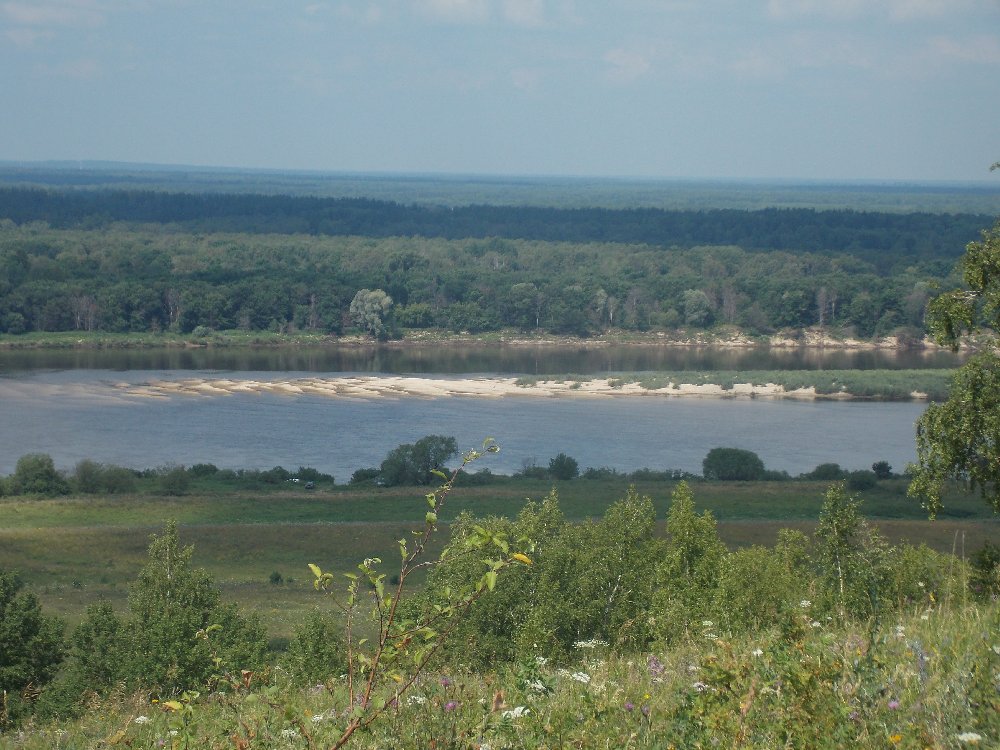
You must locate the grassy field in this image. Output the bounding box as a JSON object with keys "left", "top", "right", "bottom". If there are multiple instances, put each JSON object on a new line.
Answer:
{"left": 1, "top": 478, "right": 995, "bottom": 638}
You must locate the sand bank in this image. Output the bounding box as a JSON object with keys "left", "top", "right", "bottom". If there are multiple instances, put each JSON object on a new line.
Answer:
{"left": 113, "top": 375, "right": 831, "bottom": 401}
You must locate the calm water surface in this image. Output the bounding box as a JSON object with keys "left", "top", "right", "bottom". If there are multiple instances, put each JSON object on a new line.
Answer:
{"left": 0, "top": 353, "right": 932, "bottom": 479}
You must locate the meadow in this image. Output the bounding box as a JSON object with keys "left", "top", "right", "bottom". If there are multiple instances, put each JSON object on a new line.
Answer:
{"left": 1, "top": 477, "right": 994, "bottom": 638}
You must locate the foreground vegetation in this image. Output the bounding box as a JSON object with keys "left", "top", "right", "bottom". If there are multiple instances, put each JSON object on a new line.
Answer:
{"left": 1, "top": 476, "right": 997, "bottom": 748}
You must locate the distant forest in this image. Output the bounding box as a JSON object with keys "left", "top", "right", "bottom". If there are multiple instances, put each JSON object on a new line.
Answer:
{"left": 0, "top": 184, "right": 993, "bottom": 339}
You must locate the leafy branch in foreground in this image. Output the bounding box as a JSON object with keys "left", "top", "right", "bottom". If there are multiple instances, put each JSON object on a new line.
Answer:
{"left": 308, "top": 438, "right": 531, "bottom": 749}
{"left": 909, "top": 218, "right": 1000, "bottom": 516}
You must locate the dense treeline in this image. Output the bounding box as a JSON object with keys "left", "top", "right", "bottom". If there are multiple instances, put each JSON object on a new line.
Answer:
{"left": 0, "top": 222, "right": 963, "bottom": 338}
{"left": 0, "top": 186, "right": 989, "bottom": 262}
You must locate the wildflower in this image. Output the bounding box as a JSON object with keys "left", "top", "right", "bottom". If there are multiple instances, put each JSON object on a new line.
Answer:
{"left": 957, "top": 732, "right": 983, "bottom": 744}
{"left": 624, "top": 701, "right": 635, "bottom": 712}
{"left": 889, "top": 734, "right": 902, "bottom": 744}
{"left": 692, "top": 681, "right": 708, "bottom": 692}
{"left": 810, "top": 621, "right": 821, "bottom": 628}
{"left": 574, "top": 639, "right": 609, "bottom": 649}
{"left": 888, "top": 699, "right": 900, "bottom": 710}
{"left": 687, "top": 664, "right": 699, "bottom": 673}
{"left": 571, "top": 671, "right": 591, "bottom": 684}
{"left": 751, "top": 648, "right": 764, "bottom": 657}
{"left": 440, "top": 676, "right": 452, "bottom": 688}
{"left": 641, "top": 705, "right": 651, "bottom": 717}
{"left": 168, "top": 730, "right": 179, "bottom": 737}
{"left": 535, "top": 656, "right": 548, "bottom": 666}
{"left": 526, "top": 679, "right": 547, "bottom": 694}
{"left": 646, "top": 654, "right": 665, "bottom": 678}
{"left": 134, "top": 716, "right": 151, "bottom": 725}
{"left": 800, "top": 599, "right": 811, "bottom": 608}
{"left": 502, "top": 706, "right": 530, "bottom": 719}
{"left": 407, "top": 695, "right": 428, "bottom": 706}
{"left": 444, "top": 701, "right": 458, "bottom": 712}
{"left": 311, "top": 715, "right": 325, "bottom": 723}
{"left": 280, "top": 728, "right": 298, "bottom": 739}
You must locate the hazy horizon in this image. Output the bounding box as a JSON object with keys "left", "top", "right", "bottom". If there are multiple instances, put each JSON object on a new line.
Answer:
{"left": 2, "top": 2, "right": 998, "bottom": 184}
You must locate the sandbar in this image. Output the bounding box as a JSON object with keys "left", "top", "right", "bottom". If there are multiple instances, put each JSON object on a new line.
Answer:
{"left": 111, "top": 375, "right": 837, "bottom": 401}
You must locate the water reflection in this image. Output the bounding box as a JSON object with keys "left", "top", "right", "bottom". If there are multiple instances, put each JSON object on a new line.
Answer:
{"left": 0, "top": 343, "right": 966, "bottom": 376}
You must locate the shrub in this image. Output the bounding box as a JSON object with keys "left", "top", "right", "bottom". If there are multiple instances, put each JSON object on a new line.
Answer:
{"left": 715, "top": 545, "right": 807, "bottom": 634}
{"left": 71, "top": 460, "right": 137, "bottom": 494}
{"left": 296, "top": 466, "right": 333, "bottom": 484}
{"left": 283, "top": 609, "right": 347, "bottom": 685}
{"left": 846, "top": 470, "right": 877, "bottom": 491}
{"left": 804, "top": 462, "right": 847, "bottom": 480}
{"left": 702, "top": 447, "right": 765, "bottom": 481}
{"left": 871, "top": 460, "right": 893, "bottom": 479}
{"left": 0, "top": 571, "right": 65, "bottom": 726}
{"left": 582, "top": 466, "right": 622, "bottom": 480}
{"left": 158, "top": 464, "right": 190, "bottom": 496}
{"left": 9, "top": 453, "right": 69, "bottom": 496}
{"left": 378, "top": 435, "right": 458, "bottom": 486}
{"left": 349, "top": 467, "right": 380, "bottom": 485}
{"left": 548, "top": 452, "right": 579, "bottom": 480}
{"left": 122, "top": 522, "right": 268, "bottom": 694}
{"left": 653, "top": 482, "right": 728, "bottom": 642}
{"left": 187, "top": 463, "right": 219, "bottom": 478}
{"left": 970, "top": 541, "right": 1000, "bottom": 600}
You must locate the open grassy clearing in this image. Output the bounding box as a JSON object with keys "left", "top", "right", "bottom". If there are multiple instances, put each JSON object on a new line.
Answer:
{"left": 1, "top": 479, "right": 994, "bottom": 637}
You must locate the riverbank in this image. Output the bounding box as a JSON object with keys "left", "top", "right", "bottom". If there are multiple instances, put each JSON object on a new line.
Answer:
{"left": 0, "top": 326, "right": 976, "bottom": 352}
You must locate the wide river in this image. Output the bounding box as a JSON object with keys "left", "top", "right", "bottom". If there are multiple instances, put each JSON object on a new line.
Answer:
{"left": 0, "top": 345, "right": 957, "bottom": 480}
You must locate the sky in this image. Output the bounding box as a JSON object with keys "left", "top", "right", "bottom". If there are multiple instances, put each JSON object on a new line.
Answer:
{"left": 1, "top": 0, "right": 998, "bottom": 182}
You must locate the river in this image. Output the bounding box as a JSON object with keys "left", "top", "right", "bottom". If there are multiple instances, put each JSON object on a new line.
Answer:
{"left": 0, "top": 345, "right": 945, "bottom": 480}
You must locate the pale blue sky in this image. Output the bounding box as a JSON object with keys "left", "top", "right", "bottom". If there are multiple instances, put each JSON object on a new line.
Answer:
{"left": 2, "top": 0, "right": 998, "bottom": 181}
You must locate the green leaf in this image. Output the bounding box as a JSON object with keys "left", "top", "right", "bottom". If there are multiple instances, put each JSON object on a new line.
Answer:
{"left": 426, "top": 511, "right": 437, "bottom": 525}
{"left": 308, "top": 563, "right": 322, "bottom": 579}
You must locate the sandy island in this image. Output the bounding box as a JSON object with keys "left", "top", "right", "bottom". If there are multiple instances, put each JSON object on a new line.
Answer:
{"left": 115, "top": 375, "right": 844, "bottom": 401}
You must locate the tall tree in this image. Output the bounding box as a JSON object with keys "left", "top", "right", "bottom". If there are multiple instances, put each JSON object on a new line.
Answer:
{"left": 908, "top": 219, "right": 1000, "bottom": 516}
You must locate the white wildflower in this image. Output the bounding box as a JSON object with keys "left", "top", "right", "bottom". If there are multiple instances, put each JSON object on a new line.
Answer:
{"left": 407, "top": 695, "right": 427, "bottom": 706}
{"left": 311, "top": 714, "right": 325, "bottom": 723}
{"left": 574, "top": 639, "right": 609, "bottom": 649}
{"left": 957, "top": 732, "right": 983, "bottom": 744}
{"left": 800, "top": 600, "right": 811, "bottom": 608}
{"left": 280, "top": 728, "right": 298, "bottom": 739}
{"left": 570, "top": 671, "right": 591, "bottom": 684}
{"left": 502, "top": 706, "right": 530, "bottom": 719}
{"left": 921, "top": 613, "right": 930, "bottom": 621}
{"left": 687, "top": 664, "right": 699, "bottom": 673}
{"left": 701, "top": 620, "right": 713, "bottom": 627}
{"left": 917, "top": 581, "right": 925, "bottom": 588}
{"left": 751, "top": 648, "right": 764, "bottom": 657}
{"left": 692, "top": 681, "right": 709, "bottom": 692}
{"left": 169, "top": 730, "right": 179, "bottom": 737}
{"left": 527, "top": 679, "right": 547, "bottom": 694}
{"left": 810, "top": 621, "right": 821, "bottom": 628}
{"left": 133, "top": 716, "right": 151, "bottom": 725}
{"left": 535, "top": 655, "right": 548, "bottom": 666}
